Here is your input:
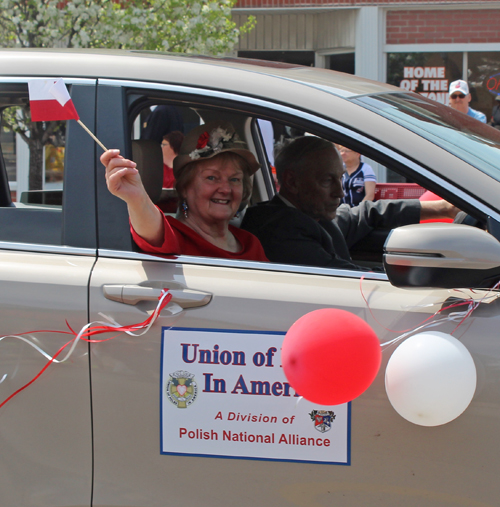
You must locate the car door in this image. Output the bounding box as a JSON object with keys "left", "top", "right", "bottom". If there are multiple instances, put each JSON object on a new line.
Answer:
{"left": 88, "top": 80, "right": 500, "bottom": 507}
{"left": 0, "top": 80, "right": 97, "bottom": 506}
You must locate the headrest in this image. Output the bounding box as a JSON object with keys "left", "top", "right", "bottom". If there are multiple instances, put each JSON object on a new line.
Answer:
{"left": 131, "top": 140, "right": 163, "bottom": 204}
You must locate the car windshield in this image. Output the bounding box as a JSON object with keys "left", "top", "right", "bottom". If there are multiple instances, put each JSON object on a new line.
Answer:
{"left": 354, "top": 92, "right": 500, "bottom": 182}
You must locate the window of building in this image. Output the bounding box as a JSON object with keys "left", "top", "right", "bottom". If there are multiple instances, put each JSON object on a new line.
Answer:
{"left": 386, "top": 50, "right": 500, "bottom": 180}
{"left": 238, "top": 51, "right": 315, "bottom": 67}
{"left": 387, "top": 51, "right": 500, "bottom": 119}
{"left": 387, "top": 52, "right": 463, "bottom": 104}
{"left": 468, "top": 51, "right": 500, "bottom": 124}
{"left": 328, "top": 53, "right": 355, "bottom": 75}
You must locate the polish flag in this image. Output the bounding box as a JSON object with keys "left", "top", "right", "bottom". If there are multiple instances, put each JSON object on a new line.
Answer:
{"left": 28, "top": 78, "right": 80, "bottom": 122}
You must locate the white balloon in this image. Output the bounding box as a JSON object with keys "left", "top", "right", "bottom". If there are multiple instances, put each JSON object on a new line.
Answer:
{"left": 385, "top": 331, "right": 476, "bottom": 426}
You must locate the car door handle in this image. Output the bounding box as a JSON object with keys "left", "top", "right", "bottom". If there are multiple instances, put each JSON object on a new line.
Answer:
{"left": 103, "top": 285, "right": 212, "bottom": 309}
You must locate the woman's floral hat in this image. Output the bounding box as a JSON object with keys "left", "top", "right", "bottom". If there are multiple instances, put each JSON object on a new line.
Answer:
{"left": 173, "top": 122, "right": 261, "bottom": 178}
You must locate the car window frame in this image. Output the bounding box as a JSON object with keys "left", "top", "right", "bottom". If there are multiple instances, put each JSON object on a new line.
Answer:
{"left": 0, "top": 77, "right": 98, "bottom": 252}
{"left": 93, "top": 78, "right": 500, "bottom": 279}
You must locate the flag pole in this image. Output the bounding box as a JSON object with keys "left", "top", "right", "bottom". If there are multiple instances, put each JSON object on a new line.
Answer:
{"left": 77, "top": 119, "right": 108, "bottom": 152}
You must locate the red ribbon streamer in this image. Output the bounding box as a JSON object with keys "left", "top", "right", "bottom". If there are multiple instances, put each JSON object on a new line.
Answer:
{"left": 0, "top": 290, "right": 172, "bottom": 410}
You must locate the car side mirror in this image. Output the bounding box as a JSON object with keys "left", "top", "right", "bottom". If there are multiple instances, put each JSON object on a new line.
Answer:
{"left": 383, "top": 223, "right": 500, "bottom": 289}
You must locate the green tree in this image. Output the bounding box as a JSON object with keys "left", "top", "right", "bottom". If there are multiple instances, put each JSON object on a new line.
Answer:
{"left": 0, "top": 0, "right": 255, "bottom": 189}
{"left": 0, "top": 0, "right": 255, "bottom": 54}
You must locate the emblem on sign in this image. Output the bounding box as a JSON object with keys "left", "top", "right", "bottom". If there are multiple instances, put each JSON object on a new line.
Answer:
{"left": 166, "top": 370, "right": 198, "bottom": 408}
{"left": 309, "top": 410, "right": 336, "bottom": 433}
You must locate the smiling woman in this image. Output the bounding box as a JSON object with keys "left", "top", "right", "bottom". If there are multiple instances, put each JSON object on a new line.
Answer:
{"left": 101, "top": 122, "right": 268, "bottom": 261}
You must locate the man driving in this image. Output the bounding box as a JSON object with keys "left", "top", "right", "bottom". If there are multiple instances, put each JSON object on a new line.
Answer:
{"left": 241, "top": 136, "right": 459, "bottom": 271}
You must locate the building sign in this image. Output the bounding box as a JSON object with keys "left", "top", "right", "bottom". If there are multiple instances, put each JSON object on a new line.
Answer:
{"left": 400, "top": 66, "right": 449, "bottom": 104}
{"left": 485, "top": 72, "right": 500, "bottom": 97}
{"left": 160, "top": 327, "right": 351, "bottom": 465}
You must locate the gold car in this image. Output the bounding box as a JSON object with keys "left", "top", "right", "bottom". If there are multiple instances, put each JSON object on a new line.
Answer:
{"left": 1, "top": 49, "right": 500, "bottom": 507}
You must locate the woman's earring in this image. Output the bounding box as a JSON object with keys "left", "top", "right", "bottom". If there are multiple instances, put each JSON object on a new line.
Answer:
{"left": 182, "top": 200, "right": 189, "bottom": 219}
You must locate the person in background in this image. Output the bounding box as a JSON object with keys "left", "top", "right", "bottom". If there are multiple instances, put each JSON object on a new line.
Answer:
{"left": 102, "top": 122, "right": 268, "bottom": 261}
{"left": 448, "top": 80, "right": 486, "bottom": 123}
{"left": 141, "top": 105, "right": 184, "bottom": 143}
{"left": 161, "top": 131, "right": 184, "bottom": 188}
{"left": 490, "top": 95, "right": 500, "bottom": 130}
{"left": 338, "top": 145, "right": 377, "bottom": 207}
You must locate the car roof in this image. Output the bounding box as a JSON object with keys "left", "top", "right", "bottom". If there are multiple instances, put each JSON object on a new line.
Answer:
{"left": 0, "top": 48, "right": 399, "bottom": 101}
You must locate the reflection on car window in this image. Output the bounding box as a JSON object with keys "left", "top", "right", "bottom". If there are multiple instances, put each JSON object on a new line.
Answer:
{"left": 355, "top": 92, "right": 500, "bottom": 182}
{"left": 0, "top": 87, "right": 64, "bottom": 245}
{"left": 2, "top": 105, "right": 65, "bottom": 205}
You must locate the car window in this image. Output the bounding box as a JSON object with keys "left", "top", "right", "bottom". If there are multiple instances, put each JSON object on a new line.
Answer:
{"left": 118, "top": 96, "right": 409, "bottom": 271}
{"left": 0, "top": 84, "right": 64, "bottom": 245}
{"left": 0, "top": 81, "right": 97, "bottom": 249}
{"left": 106, "top": 88, "right": 460, "bottom": 274}
{"left": 355, "top": 92, "right": 500, "bottom": 182}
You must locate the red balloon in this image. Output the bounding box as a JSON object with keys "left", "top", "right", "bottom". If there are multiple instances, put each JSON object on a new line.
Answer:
{"left": 282, "top": 309, "right": 381, "bottom": 406}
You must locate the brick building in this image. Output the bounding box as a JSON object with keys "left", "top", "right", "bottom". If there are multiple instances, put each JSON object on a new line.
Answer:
{"left": 233, "top": 0, "right": 500, "bottom": 119}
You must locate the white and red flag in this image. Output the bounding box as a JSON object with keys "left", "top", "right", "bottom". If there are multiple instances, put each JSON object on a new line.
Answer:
{"left": 28, "top": 78, "right": 80, "bottom": 122}
{"left": 27, "top": 78, "right": 106, "bottom": 150}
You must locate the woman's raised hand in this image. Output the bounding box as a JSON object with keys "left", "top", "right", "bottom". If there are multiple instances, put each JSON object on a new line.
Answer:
{"left": 101, "top": 149, "right": 145, "bottom": 204}
{"left": 101, "top": 149, "right": 164, "bottom": 245}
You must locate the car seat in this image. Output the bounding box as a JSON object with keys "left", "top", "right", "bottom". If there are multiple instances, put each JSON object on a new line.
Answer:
{"left": 131, "top": 139, "right": 163, "bottom": 204}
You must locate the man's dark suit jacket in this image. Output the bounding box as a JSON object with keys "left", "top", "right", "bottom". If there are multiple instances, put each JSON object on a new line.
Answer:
{"left": 241, "top": 195, "right": 421, "bottom": 271}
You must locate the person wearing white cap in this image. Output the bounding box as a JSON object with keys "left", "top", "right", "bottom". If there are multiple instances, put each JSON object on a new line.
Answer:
{"left": 448, "top": 80, "right": 486, "bottom": 123}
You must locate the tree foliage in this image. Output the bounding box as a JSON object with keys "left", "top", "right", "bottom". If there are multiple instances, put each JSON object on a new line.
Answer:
{"left": 0, "top": 0, "right": 255, "bottom": 55}
{"left": 0, "top": 0, "right": 255, "bottom": 190}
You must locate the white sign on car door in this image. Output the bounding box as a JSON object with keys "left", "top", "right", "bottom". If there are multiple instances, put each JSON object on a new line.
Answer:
{"left": 160, "top": 327, "right": 350, "bottom": 465}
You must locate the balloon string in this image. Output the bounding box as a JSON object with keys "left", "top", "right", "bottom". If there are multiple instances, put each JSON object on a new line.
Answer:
{"left": 360, "top": 276, "right": 472, "bottom": 333}
{"left": 445, "top": 283, "right": 500, "bottom": 335}
{"left": 360, "top": 276, "right": 500, "bottom": 347}
{"left": 0, "top": 338, "right": 73, "bottom": 410}
{"left": 0, "top": 289, "right": 173, "bottom": 410}
{"left": 0, "top": 330, "right": 75, "bottom": 363}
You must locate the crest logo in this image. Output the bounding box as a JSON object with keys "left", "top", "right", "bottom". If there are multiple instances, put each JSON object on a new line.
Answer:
{"left": 166, "top": 370, "right": 198, "bottom": 408}
{"left": 309, "top": 410, "right": 336, "bottom": 433}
